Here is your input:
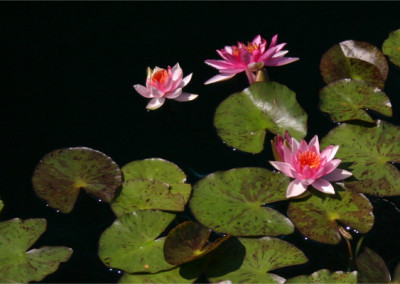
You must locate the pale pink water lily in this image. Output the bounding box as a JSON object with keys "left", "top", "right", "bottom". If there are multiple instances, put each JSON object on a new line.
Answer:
{"left": 269, "top": 134, "right": 352, "bottom": 198}
{"left": 133, "top": 63, "right": 198, "bottom": 110}
{"left": 204, "top": 34, "right": 299, "bottom": 85}
{"left": 271, "top": 130, "right": 293, "bottom": 162}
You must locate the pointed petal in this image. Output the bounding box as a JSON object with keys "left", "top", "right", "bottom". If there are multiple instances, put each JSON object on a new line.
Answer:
{"left": 133, "top": 84, "right": 152, "bottom": 98}
{"left": 181, "top": 73, "right": 193, "bottom": 87}
{"left": 269, "top": 34, "right": 278, "bottom": 48}
{"left": 308, "top": 135, "right": 320, "bottom": 153}
{"left": 320, "top": 145, "right": 339, "bottom": 162}
{"left": 269, "top": 161, "right": 295, "bottom": 178}
{"left": 171, "top": 63, "right": 183, "bottom": 81}
{"left": 146, "top": 97, "right": 166, "bottom": 110}
{"left": 311, "top": 179, "right": 335, "bottom": 194}
{"left": 173, "top": 92, "right": 198, "bottom": 102}
{"left": 273, "top": 50, "right": 289, "bottom": 57}
{"left": 164, "top": 88, "right": 182, "bottom": 99}
{"left": 265, "top": 56, "right": 299, "bottom": 67}
{"left": 205, "top": 59, "right": 237, "bottom": 70}
{"left": 252, "top": 34, "right": 262, "bottom": 45}
{"left": 324, "top": 168, "right": 352, "bottom": 181}
{"left": 320, "top": 159, "right": 342, "bottom": 176}
{"left": 204, "top": 73, "right": 236, "bottom": 85}
{"left": 150, "top": 86, "right": 164, "bottom": 98}
{"left": 286, "top": 179, "right": 308, "bottom": 198}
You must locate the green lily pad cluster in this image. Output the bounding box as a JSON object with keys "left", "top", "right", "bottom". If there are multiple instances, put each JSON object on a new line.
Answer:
{"left": 382, "top": 28, "right": 400, "bottom": 68}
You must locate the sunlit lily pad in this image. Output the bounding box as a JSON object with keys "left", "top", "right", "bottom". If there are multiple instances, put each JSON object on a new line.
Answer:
{"left": 122, "top": 158, "right": 191, "bottom": 203}
{"left": 356, "top": 247, "right": 391, "bottom": 283}
{"left": 206, "top": 237, "right": 308, "bottom": 283}
{"left": 319, "top": 79, "right": 392, "bottom": 123}
{"left": 189, "top": 168, "right": 294, "bottom": 237}
{"left": 320, "top": 40, "right": 388, "bottom": 88}
{"left": 382, "top": 28, "right": 400, "bottom": 67}
{"left": 0, "top": 218, "right": 73, "bottom": 283}
{"left": 98, "top": 210, "right": 176, "bottom": 273}
{"left": 32, "top": 147, "right": 122, "bottom": 213}
{"left": 214, "top": 81, "right": 307, "bottom": 153}
{"left": 321, "top": 120, "right": 400, "bottom": 196}
{"left": 111, "top": 180, "right": 185, "bottom": 217}
{"left": 287, "top": 187, "right": 374, "bottom": 244}
{"left": 286, "top": 269, "right": 358, "bottom": 283}
{"left": 164, "top": 221, "right": 230, "bottom": 265}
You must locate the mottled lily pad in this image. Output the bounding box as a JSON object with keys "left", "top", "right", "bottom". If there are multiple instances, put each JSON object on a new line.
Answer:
{"left": 319, "top": 79, "right": 392, "bottom": 123}
{"left": 286, "top": 269, "right": 358, "bottom": 283}
{"left": 382, "top": 28, "right": 400, "bottom": 67}
{"left": 98, "top": 210, "right": 176, "bottom": 273}
{"left": 0, "top": 218, "right": 73, "bottom": 283}
{"left": 206, "top": 237, "right": 308, "bottom": 283}
{"left": 321, "top": 120, "right": 400, "bottom": 196}
{"left": 287, "top": 187, "right": 374, "bottom": 244}
{"left": 164, "top": 221, "right": 230, "bottom": 265}
{"left": 111, "top": 179, "right": 185, "bottom": 217}
{"left": 32, "top": 147, "right": 122, "bottom": 213}
{"left": 356, "top": 247, "right": 391, "bottom": 283}
{"left": 189, "top": 168, "right": 294, "bottom": 237}
{"left": 214, "top": 81, "right": 307, "bottom": 153}
{"left": 122, "top": 158, "right": 191, "bottom": 203}
{"left": 320, "top": 40, "right": 388, "bottom": 88}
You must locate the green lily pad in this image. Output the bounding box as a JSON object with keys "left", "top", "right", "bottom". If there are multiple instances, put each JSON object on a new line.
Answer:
{"left": 382, "top": 28, "right": 400, "bottom": 67}
{"left": 111, "top": 179, "right": 185, "bottom": 217}
{"left": 213, "top": 81, "right": 307, "bottom": 154}
{"left": 356, "top": 247, "right": 391, "bottom": 283}
{"left": 287, "top": 187, "right": 374, "bottom": 244}
{"left": 32, "top": 147, "right": 122, "bottom": 213}
{"left": 98, "top": 210, "right": 176, "bottom": 274}
{"left": 0, "top": 218, "right": 73, "bottom": 283}
{"left": 319, "top": 79, "right": 392, "bottom": 123}
{"left": 164, "top": 221, "right": 231, "bottom": 265}
{"left": 122, "top": 158, "right": 191, "bottom": 203}
{"left": 321, "top": 120, "right": 400, "bottom": 196}
{"left": 206, "top": 237, "right": 308, "bottom": 283}
{"left": 189, "top": 167, "right": 294, "bottom": 237}
{"left": 320, "top": 40, "right": 388, "bottom": 89}
{"left": 286, "top": 269, "right": 358, "bottom": 283}
{"left": 0, "top": 196, "right": 3, "bottom": 214}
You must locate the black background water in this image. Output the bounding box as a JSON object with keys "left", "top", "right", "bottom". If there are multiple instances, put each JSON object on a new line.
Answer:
{"left": 2, "top": 2, "right": 400, "bottom": 282}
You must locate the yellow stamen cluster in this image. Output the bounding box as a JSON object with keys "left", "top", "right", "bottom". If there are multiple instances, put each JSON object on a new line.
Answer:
{"left": 152, "top": 69, "right": 168, "bottom": 84}
{"left": 297, "top": 150, "right": 321, "bottom": 169}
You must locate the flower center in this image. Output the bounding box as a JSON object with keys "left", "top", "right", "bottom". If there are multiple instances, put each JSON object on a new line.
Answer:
{"left": 297, "top": 150, "right": 321, "bottom": 169}
{"left": 246, "top": 42, "right": 259, "bottom": 53}
{"left": 151, "top": 69, "right": 168, "bottom": 84}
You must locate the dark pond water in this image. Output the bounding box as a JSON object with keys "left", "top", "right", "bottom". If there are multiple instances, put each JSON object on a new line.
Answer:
{"left": 2, "top": 2, "right": 400, "bottom": 282}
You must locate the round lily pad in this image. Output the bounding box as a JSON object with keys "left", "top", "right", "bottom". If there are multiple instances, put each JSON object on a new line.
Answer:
{"left": 32, "top": 147, "right": 122, "bottom": 213}
{"left": 111, "top": 180, "right": 185, "bottom": 217}
{"left": 98, "top": 210, "right": 176, "bottom": 274}
{"left": 382, "top": 28, "right": 400, "bottom": 67}
{"left": 319, "top": 79, "right": 392, "bottom": 123}
{"left": 206, "top": 237, "right": 308, "bottom": 283}
{"left": 189, "top": 167, "right": 294, "bottom": 237}
{"left": 213, "top": 81, "right": 307, "bottom": 154}
{"left": 286, "top": 269, "right": 358, "bottom": 283}
{"left": 320, "top": 40, "right": 388, "bottom": 89}
{"left": 164, "top": 221, "right": 231, "bottom": 265}
{"left": 119, "top": 267, "right": 196, "bottom": 284}
{"left": 287, "top": 187, "right": 374, "bottom": 244}
{"left": 356, "top": 247, "right": 391, "bottom": 283}
{"left": 0, "top": 218, "right": 73, "bottom": 283}
{"left": 122, "top": 158, "right": 191, "bottom": 203}
{"left": 321, "top": 120, "right": 400, "bottom": 196}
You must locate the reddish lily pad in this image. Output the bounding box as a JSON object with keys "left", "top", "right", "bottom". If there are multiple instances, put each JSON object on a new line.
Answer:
{"left": 32, "top": 147, "right": 122, "bottom": 213}
{"left": 206, "top": 237, "right": 308, "bottom": 283}
{"left": 111, "top": 179, "right": 185, "bottom": 217}
{"left": 287, "top": 187, "right": 374, "bottom": 244}
{"left": 214, "top": 81, "right": 307, "bottom": 154}
{"left": 286, "top": 269, "right": 358, "bottom": 283}
{"left": 321, "top": 120, "right": 400, "bottom": 196}
{"left": 382, "top": 28, "right": 400, "bottom": 67}
{"left": 319, "top": 79, "right": 392, "bottom": 123}
{"left": 122, "top": 158, "right": 191, "bottom": 203}
{"left": 189, "top": 168, "right": 294, "bottom": 236}
{"left": 98, "top": 210, "right": 176, "bottom": 273}
{"left": 320, "top": 40, "right": 388, "bottom": 88}
{"left": 0, "top": 218, "right": 73, "bottom": 283}
{"left": 164, "top": 221, "right": 231, "bottom": 265}
{"left": 356, "top": 247, "right": 391, "bottom": 283}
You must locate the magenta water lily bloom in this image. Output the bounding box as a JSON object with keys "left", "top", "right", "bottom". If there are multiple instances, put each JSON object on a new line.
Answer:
{"left": 133, "top": 63, "right": 198, "bottom": 110}
{"left": 270, "top": 134, "right": 352, "bottom": 198}
{"left": 204, "top": 34, "right": 299, "bottom": 85}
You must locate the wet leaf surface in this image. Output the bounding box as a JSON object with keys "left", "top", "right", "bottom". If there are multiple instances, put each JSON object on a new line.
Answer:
{"left": 32, "top": 147, "right": 122, "bottom": 213}
{"left": 0, "top": 218, "right": 73, "bottom": 283}
{"left": 189, "top": 168, "right": 294, "bottom": 236}
{"left": 356, "top": 247, "right": 391, "bottom": 283}
{"left": 288, "top": 187, "right": 374, "bottom": 244}
{"left": 319, "top": 79, "right": 392, "bottom": 123}
{"left": 214, "top": 81, "right": 307, "bottom": 153}
{"left": 286, "top": 269, "right": 358, "bottom": 283}
{"left": 98, "top": 210, "right": 176, "bottom": 273}
{"left": 382, "top": 28, "right": 400, "bottom": 67}
{"left": 321, "top": 120, "right": 400, "bottom": 196}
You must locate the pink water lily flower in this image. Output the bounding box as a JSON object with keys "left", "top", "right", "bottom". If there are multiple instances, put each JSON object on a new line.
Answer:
{"left": 269, "top": 134, "right": 352, "bottom": 198}
{"left": 204, "top": 34, "right": 299, "bottom": 85}
{"left": 133, "top": 63, "right": 198, "bottom": 110}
